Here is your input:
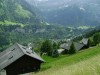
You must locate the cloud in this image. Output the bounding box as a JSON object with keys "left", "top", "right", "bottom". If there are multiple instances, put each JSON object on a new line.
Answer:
{"left": 80, "top": 7, "right": 86, "bottom": 11}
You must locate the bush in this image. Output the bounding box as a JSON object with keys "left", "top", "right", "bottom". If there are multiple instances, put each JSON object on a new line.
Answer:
{"left": 88, "top": 38, "right": 95, "bottom": 47}
{"left": 93, "top": 33, "right": 100, "bottom": 45}
{"left": 52, "top": 49, "right": 59, "bottom": 58}
{"left": 61, "top": 49, "right": 68, "bottom": 54}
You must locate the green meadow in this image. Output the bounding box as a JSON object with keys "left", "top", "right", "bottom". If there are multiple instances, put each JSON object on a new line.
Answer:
{"left": 31, "top": 46, "right": 100, "bottom": 75}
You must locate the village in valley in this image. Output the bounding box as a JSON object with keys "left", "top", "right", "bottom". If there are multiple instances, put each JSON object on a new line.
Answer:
{"left": 0, "top": 36, "right": 99, "bottom": 75}
{"left": 0, "top": 0, "right": 100, "bottom": 75}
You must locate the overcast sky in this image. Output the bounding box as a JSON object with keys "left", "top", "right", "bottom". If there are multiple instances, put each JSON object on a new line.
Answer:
{"left": 37, "top": 0, "right": 48, "bottom": 1}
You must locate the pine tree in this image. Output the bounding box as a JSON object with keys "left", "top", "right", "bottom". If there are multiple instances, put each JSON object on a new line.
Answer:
{"left": 53, "top": 42, "right": 57, "bottom": 50}
{"left": 52, "top": 42, "right": 59, "bottom": 57}
{"left": 68, "top": 42, "right": 76, "bottom": 54}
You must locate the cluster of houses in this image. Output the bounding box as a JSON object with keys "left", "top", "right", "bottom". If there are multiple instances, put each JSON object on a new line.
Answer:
{"left": 0, "top": 43, "right": 45, "bottom": 75}
{"left": 58, "top": 38, "right": 89, "bottom": 54}
{"left": 0, "top": 38, "right": 89, "bottom": 75}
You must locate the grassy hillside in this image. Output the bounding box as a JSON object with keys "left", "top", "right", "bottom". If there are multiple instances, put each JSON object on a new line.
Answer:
{"left": 32, "top": 46, "right": 100, "bottom": 75}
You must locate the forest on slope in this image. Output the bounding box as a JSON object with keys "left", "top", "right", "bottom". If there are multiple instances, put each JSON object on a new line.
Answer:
{"left": 0, "top": 0, "right": 96, "bottom": 52}
{"left": 0, "top": 0, "right": 40, "bottom": 24}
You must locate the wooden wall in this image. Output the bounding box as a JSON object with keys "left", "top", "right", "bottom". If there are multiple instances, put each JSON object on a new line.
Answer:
{"left": 5, "top": 55, "right": 41, "bottom": 75}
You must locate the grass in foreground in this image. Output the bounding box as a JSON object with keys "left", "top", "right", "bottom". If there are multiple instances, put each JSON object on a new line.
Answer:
{"left": 32, "top": 46, "right": 100, "bottom": 75}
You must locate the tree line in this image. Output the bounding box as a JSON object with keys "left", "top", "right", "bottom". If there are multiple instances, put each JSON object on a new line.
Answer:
{"left": 40, "top": 40, "right": 76, "bottom": 58}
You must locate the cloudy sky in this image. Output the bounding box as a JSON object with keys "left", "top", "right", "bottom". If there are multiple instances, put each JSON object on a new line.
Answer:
{"left": 37, "top": 0, "right": 48, "bottom": 1}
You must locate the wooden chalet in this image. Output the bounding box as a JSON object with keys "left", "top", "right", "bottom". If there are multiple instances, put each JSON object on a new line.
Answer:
{"left": 60, "top": 41, "right": 85, "bottom": 53}
{"left": 0, "top": 43, "right": 45, "bottom": 75}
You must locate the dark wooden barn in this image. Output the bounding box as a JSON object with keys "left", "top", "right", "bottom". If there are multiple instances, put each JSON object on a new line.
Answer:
{"left": 0, "top": 43, "right": 45, "bottom": 75}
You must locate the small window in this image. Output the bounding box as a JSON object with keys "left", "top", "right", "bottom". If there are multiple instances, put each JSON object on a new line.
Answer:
{"left": 8, "top": 56, "right": 13, "bottom": 60}
{"left": 11, "top": 48, "right": 16, "bottom": 51}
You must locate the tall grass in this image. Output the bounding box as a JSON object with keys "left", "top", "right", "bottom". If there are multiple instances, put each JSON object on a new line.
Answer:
{"left": 31, "top": 46, "right": 100, "bottom": 75}
{"left": 41, "top": 46, "right": 100, "bottom": 69}
{"left": 33, "top": 55, "right": 100, "bottom": 75}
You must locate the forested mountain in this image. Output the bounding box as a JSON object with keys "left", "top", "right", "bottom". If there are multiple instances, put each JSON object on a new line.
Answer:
{"left": 0, "top": 0, "right": 97, "bottom": 52}
{"left": 33, "top": 0, "right": 100, "bottom": 26}
{"left": 0, "top": 0, "right": 92, "bottom": 52}
{"left": 0, "top": 0, "right": 40, "bottom": 24}
{"left": 0, "top": 0, "right": 41, "bottom": 51}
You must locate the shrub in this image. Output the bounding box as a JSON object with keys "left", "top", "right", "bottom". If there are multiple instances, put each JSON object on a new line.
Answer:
{"left": 52, "top": 49, "right": 59, "bottom": 58}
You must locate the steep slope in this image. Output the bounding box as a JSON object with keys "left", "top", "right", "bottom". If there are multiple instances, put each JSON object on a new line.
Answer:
{"left": 0, "top": 0, "right": 40, "bottom": 24}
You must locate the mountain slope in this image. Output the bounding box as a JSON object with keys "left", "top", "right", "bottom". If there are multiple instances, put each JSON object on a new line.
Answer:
{"left": 33, "top": 0, "right": 100, "bottom": 26}
{"left": 0, "top": 0, "right": 92, "bottom": 50}
{"left": 0, "top": 0, "right": 40, "bottom": 24}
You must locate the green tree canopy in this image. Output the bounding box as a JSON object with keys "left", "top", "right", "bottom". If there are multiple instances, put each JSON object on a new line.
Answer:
{"left": 0, "top": 35, "right": 10, "bottom": 47}
{"left": 53, "top": 42, "right": 58, "bottom": 50}
{"left": 40, "top": 40, "right": 53, "bottom": 56}
{"left": 93, "top": 33, "right": 100, "bottom": 45}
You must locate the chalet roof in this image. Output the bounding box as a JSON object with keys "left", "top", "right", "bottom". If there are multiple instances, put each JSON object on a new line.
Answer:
{"left": 74, "top": 42, "right": 85, "bottom": 51}
{"left": 0, "top": 43, "right": 45, "bottom": 71}
{"left": 60, "top": 41, "right": 72, "bottom": 50}
{"left": 80, "top": 38, "right": 88, "bottom": 45}
{"left": 60, "top": 41, "right": 84, "bottom": 51}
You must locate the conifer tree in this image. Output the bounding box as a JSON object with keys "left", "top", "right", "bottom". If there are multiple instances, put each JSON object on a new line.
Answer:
{"left": 68, "top": 42, "right": 76, "bottom": 54}
{"left": 52, "top": 42, "right": 59, "bottom": 57}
